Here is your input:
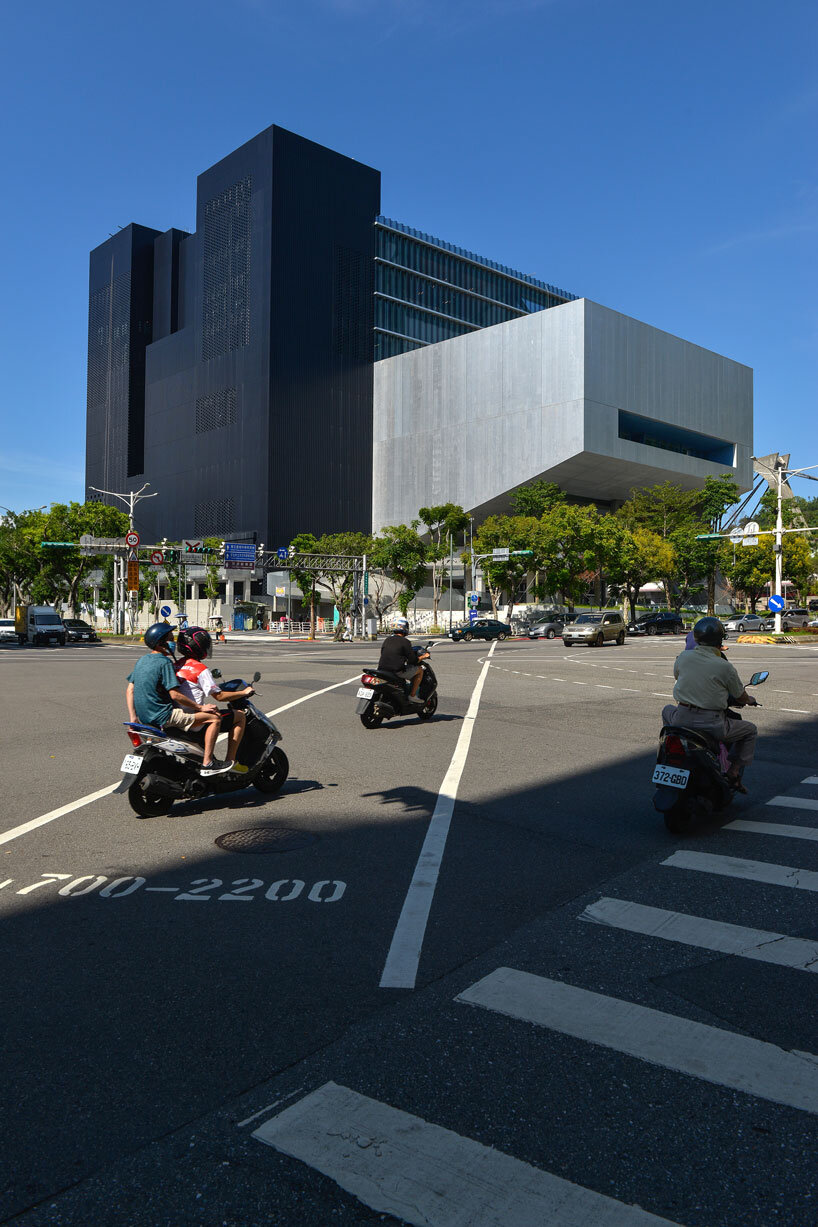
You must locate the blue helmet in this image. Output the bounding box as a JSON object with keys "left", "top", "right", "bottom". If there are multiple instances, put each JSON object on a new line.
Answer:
{"left": 144, "top": 622, "right": 175, "bottom": 653}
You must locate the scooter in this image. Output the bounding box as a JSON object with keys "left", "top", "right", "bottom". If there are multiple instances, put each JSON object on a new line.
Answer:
{"left": 355, "top": 642, "right": 439, "bottom": 728}
{"left": 652, "top": 669, "right": 768, "bottom": 834}
{"left": 116, "top": 670, "right": 289, "bottom": 818}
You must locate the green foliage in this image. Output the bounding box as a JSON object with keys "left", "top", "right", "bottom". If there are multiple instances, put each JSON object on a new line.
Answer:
{"left": 510, "top": 480, "right": 565, "bottom": 518}
{"left": 369, "top": 523, "right": 428, "bottom": 616}
{"left": 418, "top": 503, "right": 469, "bottom": 623}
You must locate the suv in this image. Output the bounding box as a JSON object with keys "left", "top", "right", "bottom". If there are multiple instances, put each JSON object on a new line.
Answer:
{"left": 779, "top": 607, "right": 810, "bottom": 630}
{"left": 627, "top": 611, "right": 684, "bottom": 637}
{"left": 563, "top": 611, "right": 626, "bottom": 647}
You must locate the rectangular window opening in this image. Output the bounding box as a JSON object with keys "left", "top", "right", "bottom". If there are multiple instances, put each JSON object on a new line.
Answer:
{"left": 618, "top": 411, "right": 734, "bottom": 466}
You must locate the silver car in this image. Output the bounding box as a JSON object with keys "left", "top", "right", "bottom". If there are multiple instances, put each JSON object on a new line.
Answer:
{"left": 562, "top": 611, "right": 626, "bottom": 647}
{"left": 528, "top": 616, "right": 565, "bottom": 640}
{"left": 723, "top": 613, "right": 770, "bottom": 634}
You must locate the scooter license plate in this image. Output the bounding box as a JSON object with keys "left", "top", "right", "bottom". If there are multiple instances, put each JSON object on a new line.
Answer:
{"left": 652, "top": 765, "right": 690, "bottom": 789}
{"left": 120, "top": 754, "right": 142, "bottom": 774}
{"left": 357, "top": 686, "right": 374, "bottom": 699}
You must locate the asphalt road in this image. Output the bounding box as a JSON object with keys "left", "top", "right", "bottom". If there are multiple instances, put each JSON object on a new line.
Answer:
{"left": 1, "top": 632, "right": 817, "bottom": 1226}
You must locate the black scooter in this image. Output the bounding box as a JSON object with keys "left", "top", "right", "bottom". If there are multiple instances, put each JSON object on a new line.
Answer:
{"left": 652, "top": 670, "right": 768, "bottom": 834}
{"left": 355, "top": 642, "right": 438, "bottom": 728}
{"left": 116, "top": 670, "right": 289, "bottom": 817}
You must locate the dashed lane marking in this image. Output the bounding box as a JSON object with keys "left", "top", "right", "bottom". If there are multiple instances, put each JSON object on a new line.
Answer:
{"left": 458, "top": 968, "right": 818, "bottom": 1116}
{"left": 580, "top": 896, "right": 818, "bottom": 973}
{"left": 767, "top": 795, "right": 818, "bottom": 812}
{"left": 726, "top": 819, "right": 818, "bottom": 842}
{"left": 663, "top": 850, "right": 818, "bottom": 893}
{"left": 781, "top": 708, "right": 810, "bottom": 714}
{"left": 254, "top": 1082, "right": 681, "bottom": 1226}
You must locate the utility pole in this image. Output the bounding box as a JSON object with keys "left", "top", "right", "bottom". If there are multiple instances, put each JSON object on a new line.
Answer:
{"left": 88, "top": 483, "right": 159, "bottom": 636}
{"left": 448, "top": 532, "right": 454, "bottom": 632}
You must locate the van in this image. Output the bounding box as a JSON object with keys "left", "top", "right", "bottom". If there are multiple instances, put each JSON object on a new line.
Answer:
{"left": 14, "top": 605, "right": 66, "bottom": 646}
{"left": 780, "top": 608, "right": 809, "bottom": 630}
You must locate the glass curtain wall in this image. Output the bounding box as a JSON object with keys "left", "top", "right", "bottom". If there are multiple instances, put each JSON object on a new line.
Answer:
{"left": 374, "top": 217, "right": 576, "bottom": 360}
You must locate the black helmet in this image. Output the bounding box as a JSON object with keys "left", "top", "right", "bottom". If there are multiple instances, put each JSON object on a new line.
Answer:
{"left": 177, "top": 626, "right": 212, "bottom": 661}
{"left": 144, "top": 622, "right": 175, "bottom": 652}
{"left": 693, "top": 616, "right": 725, "bottom": 647}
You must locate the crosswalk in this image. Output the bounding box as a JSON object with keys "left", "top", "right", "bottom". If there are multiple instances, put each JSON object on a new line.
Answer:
{"left": 253, "top": 773, "right": 818, "bottom": 1225}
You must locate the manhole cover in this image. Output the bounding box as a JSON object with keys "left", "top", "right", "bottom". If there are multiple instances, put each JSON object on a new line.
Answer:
{"left": 215, "top": 827, "right": 316, "bottom": 854}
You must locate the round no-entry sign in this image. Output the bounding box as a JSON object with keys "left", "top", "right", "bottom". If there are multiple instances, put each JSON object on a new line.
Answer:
{"left": 125, "top": 531, "right": 140, "bottom": 548}
{"left": 150, "top": 550, "right": 164, "bottom": 565}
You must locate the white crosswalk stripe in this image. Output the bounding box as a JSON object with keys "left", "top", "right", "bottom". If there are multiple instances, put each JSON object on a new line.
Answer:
{"left": 457, "top": 968, "right": 818, "bottom": 1115}
{"left": 724, "top": 818, "right": 818, "bottom": 841}
{"left": 254, "top": 1082, "right": 681, "bottom": 1226}
{"left": 766, "top": 794, "right": 818, "bottom": 812}
{"left": 579, "top": 896, "right": 818, "bottom": 972}
{"left": 662, "top": 849, "right": 818, "bottom": 891}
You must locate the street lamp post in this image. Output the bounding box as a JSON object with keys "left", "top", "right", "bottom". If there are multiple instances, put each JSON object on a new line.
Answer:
{"left": 770, "top": 459, "right": 818, "bottom": 633}
{"left": 88, "top": 482, "right": 158, "bottom": 634}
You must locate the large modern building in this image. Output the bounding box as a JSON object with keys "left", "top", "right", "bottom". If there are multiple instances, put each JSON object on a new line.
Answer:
{"left": 86, "top": 123, "right": 752, "bottom": 545}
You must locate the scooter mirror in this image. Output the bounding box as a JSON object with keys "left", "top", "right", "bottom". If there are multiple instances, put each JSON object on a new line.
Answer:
{"left": 252, "top": 670, "right": 261, "bottom": 683}
{"left": 749, "top": 670, "right": 769, "bottom": 686}
{"left": 210, "top": 668, "right": 222, "bottom": 679}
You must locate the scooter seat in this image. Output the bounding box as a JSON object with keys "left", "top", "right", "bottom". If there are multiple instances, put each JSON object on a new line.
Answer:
{"left": 368, "top": 668, "right": 405, "bottom": 683}
{"left": 662, "top": 723, "right": 721, "bottom": 752}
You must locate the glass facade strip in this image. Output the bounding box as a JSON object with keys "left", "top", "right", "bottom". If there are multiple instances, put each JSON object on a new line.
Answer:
{"left": 375, "top": 264, "right": 523, "bottom": 330}
{"left": 618, "top": 411, "right": 735, "bottom": 466}
{"left": 375, "top": 289, "right": 486, "bottom": 331}
{"left": 374, "top": 329, "right": 425, "bottom": 360}
{"left": 376, "top": 217, "right": 577, "bottom": 303}
{"left": 374, "top": 298, "right": 474, "bottom": 346}
{"left": 375, "top": 256, "right": 529, "bottom": 317}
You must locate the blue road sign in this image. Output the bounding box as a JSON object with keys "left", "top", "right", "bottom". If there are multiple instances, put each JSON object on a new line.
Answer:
{"left": 469, "top": 610, "right": 479, "bottom": 623}
{"left": 159, "top": 605, "right": 172, "bottom": 618}
{"left": 768, "top": 595, "right": 785, "bottom": 612}
{"left": 468, "top": 592, "right": 479, "bottom": 607}
{"left": 224, "top": 542, "right": 256, "bottom": 563}
{"left": 277, "top": 547, "right": 288, "bottom": 561}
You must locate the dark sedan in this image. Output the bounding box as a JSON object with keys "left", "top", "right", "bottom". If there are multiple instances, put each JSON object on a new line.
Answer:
{"left": 63, "top": 618, "right": 100, "bottom": 643}
{"left": 627, "top": 611, "right": 684, "bottom": 637}
{"left": 450, "top": 618, "right": 512, "bottom": 643}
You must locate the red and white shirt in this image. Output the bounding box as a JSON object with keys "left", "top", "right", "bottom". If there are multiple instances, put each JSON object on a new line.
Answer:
{"left": 175, "top": 658, "right": 218, "bottom": 706}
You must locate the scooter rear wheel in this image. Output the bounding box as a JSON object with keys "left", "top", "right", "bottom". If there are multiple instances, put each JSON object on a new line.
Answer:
{"left": 360, "top": 705, "right": 384, "bottom": 729}
{"left": 127, "top": 781, "right": 172, "bottom": 819}
{"left": 253, "top": 746, "right": 290, "bottom": 795}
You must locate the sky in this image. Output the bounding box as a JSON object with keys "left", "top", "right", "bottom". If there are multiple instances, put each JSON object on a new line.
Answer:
{"left": 1, "top": 0, "right": 816, "bottom": 513}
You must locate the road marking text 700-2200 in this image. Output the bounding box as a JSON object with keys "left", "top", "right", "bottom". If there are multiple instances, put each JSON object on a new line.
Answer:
{"left": 2, "top": 874, "right": 346, "bottom": 903}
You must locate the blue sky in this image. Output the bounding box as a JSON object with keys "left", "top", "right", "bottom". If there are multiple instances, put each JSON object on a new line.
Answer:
{"left": 1, "top": 0, "right": 816, "bottom": 512}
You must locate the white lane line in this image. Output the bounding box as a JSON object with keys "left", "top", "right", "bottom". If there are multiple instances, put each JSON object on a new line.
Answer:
{"left": 380, "top": 643, "right": 496, "bottom": 989}
{"left": 773, "top": 690, "right": 794, "bottom": 694}
{"left": 726, "top": 819, "right": 818, "bottom": 842}
{"left": 237, "top": 1085, "right": 306, "bottom": 1128}
{"left": 580, "top": 896, "right": 818, "bottom": 973}
{"left": 596, "top": 684, "right": 613, "bottom": 689}
{"left": 622, "top": 687, "right": 640, "bottom": 692}
{"left": 457, "top": 968, "right": 818, "bottom": 1116}
{"left": 0, "top": 672, "right": 362, "bottom": 848}
{"left": 767, "top": 795, "right": 818, "bottom": 813}
{"left": 652, "top": 693, "right": 673, "bottom": 698}
{"left": 663, "top": 850, "right": 818, "bottom": 892}
{"left": 254, "top": 1081, "right": 679, "bottom": 1227}
{"left": 781, "top": 708, "right": 810, "bottom": 714}
{"left": 0, "top": 783, "right": 119, "bottom": 848}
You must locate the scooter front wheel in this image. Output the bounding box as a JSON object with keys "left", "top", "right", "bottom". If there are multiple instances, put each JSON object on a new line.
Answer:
{"left": 254, "top": 746, "right": 290, "bottom": 795}
{"left": 416, "top": 693, "right": 438, "bottom": 720}
{"left": 127, "top": 780, "right": 172, "bottom": 819}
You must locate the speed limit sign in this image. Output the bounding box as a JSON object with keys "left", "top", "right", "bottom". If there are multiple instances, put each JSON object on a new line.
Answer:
{"left": 125, "top": 530, "right": 140, "bottom": 548}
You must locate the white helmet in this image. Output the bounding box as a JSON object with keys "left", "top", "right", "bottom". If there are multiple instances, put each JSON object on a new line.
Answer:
{"left": 395, "top": 617, "right": 409, "bottom": 632}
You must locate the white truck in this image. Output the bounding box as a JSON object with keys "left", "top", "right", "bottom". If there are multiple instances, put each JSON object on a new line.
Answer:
{"left": 15, "top": 605, "right": 66, "bottom": 646}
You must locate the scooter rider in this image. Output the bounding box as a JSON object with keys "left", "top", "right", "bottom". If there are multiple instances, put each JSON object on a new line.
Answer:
{"left": 377, "top": 617, "right": 429, "bottom": 705}
{"left": 175, "top": 627, "right": 255, "bottom": 771}
{"left": 125, "top": 623, "right": 231, "bottom": 775}
{"left": 662, "top": 616, "right": 758, "bottom": 792}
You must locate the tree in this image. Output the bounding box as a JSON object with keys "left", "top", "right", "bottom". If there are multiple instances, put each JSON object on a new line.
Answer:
{"left": 471, "top": 515, "right": 539, "bottom": 619}
{"left": 33, "top": 502, "right": 130, "bottom": 614}
{"left": 0, "top": 507, "right": 48, "bottom": 613}
{"left": 368, "top": 523, "right": 429, "bottom": 618}
{"left": 605, "top": 527, "right": 674, "bottom": 621}
{"left": 689, "top": 475, "right": 740, "bottom": 613}
{"left": 510, "top": 480, "right": 565, "bottom": 518}
{"left": 312, "top": 531, "right": 372, "bottom": 638}
{"left": 288, "top": 533, "right": 320, "bottom": 639}
{"left": 783, "top": 534, "right": 815, "bottom": 600}
{"left": 722, "top": 538, "right": 774, "bottom": 613}
{"left": 534, "top": 504, "right": 600, "bottom": 610}
{"left": 620, "top": 481, "right": 697, "bottom": 540}
{"left": 418, "top": 503, "right": 470, "bottom": 627}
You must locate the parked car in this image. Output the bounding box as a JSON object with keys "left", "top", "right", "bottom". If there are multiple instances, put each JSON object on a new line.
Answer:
{"left": 779, "top": 607, "right": 810, "bottom": 630}
{"left": 562, "top": 611, "right": 626, "bottom": 647}
{"left": 528, "top": 615, "right": 565, "bottom": 640}
{"left": 627, "top": 611, "right": 684, "bottom": 637}
{"left": 63, "top": 618, "right": 100, "bottom": 643}
{"left": 450, "top": 618, "right": 512, "bottom": 643}
{"left": 723, "top": 613, "right": 770, "bottom": 634}
{"left": 0, "top": 618, "right": 18, "bottom": 643}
